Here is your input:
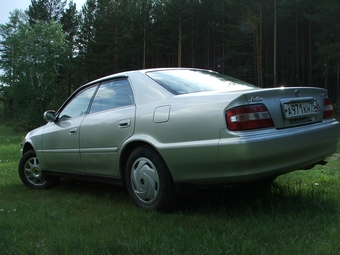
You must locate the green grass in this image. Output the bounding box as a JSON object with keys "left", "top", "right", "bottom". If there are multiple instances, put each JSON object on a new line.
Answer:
{"left": 1, "top": 125, "right": 340, "bottom": 255}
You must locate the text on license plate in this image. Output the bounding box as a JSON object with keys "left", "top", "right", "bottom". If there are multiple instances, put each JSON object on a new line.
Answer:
{"left": 283, "top": 101, "right": 318, "bottom": 118}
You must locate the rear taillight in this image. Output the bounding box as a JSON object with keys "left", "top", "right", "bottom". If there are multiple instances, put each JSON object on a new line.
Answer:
{"left": 323, "top": 98, "right": 334, "bottom": 119}
{"left": 226, "top": 104, "right": 274, "bottom": 131}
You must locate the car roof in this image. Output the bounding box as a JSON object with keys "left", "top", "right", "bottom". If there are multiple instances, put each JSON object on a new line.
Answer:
{"left": 84, "top": 67, "right": 206, "bottom": 86}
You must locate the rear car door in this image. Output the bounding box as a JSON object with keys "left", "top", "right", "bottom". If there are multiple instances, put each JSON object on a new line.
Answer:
{"left": 79, "top": 78, "right": 136, "bottom": 177}
{"left": 41, "top": 85, "right": 98, "bottom": 173}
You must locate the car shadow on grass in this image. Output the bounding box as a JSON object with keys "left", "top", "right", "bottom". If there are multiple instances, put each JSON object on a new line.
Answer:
{"left": 176, "top": 181, "right": 338, "bottom": 216}
{"left": 44, "top": 178, "right": 337, "bottom": 216}
{"left": 53, "top": 178, "right": 130, "bottom": 201}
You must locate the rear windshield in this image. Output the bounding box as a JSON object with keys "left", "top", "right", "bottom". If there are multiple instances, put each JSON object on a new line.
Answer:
{"left": 146, "top": 69, "right": 257, "bottom": 95}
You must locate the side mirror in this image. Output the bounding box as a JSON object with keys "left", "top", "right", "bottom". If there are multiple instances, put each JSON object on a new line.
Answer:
{"left": 43, "top": 110, "right": 57, "bottom": 122}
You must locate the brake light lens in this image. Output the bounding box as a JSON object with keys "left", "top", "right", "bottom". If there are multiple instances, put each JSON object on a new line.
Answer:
{"left": 226, "top": 104, "right": 274, "bottom": 131}
{"left": 323, "top": 98, "right": 334, "bottom": 119}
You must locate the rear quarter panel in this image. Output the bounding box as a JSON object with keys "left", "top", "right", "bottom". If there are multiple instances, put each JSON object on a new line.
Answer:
{"left": 131, "top": 91, "right": 251, "bottom": 182}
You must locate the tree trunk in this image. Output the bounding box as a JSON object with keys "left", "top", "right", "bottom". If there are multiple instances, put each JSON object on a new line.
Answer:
{"left": 143, "top": 23, "right": 146, "bottom": 69}
{"left": 309, "top": 19, "right": 312, "bottom": 86}
{"left": 191, "top": 13, "right": 195, "bottom": 67}
{"left": 206, "top": 29, "right": 210, "bottom": 69}
{"left": 258, "top": 2, "right": 263, "bottom": 87}
{"left": 254, "top": 23, "right": 258, "bottom": 85}
{"left": 337, "top": 50, "right": 340, "bottom": 99}
{"left": 325, "top": 56, "right": 328, "bottom": 89}
{"left": 254, "top": 22, "right": 260, "bottom": 86}
{"left": 273, "top": 0, "right": 277, "bottom": 87}
{"left": 114, "top": 26, "right": 118, "bottom": 71}
{"left": 295, "top": 7, "right": 299, "bottom": 85}
{"left": 178, "top": 17, "right": 182, "bottom": 67}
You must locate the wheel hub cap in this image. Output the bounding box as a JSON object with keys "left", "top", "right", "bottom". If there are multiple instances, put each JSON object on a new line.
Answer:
{"left": 131, "top": 157, "right": 160, "bottom": 204}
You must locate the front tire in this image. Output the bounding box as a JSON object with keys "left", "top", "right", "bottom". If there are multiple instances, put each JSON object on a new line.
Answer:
{"left": 126, "top": 145, "right": 176, "bottom": 211}
{"left": 18, "top": 150, "right": 59, "bottom": 189}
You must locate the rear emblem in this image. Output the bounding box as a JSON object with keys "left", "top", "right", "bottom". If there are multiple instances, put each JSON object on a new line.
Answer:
{"left": 294, "top": 89, "right": 301, "bottom": 97}
{"left": 249, "top": 96, "right": 263, "bottom": 102}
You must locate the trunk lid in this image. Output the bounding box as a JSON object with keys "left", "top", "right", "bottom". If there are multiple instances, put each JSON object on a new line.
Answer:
{"left": 244, "top": 87, "right": 328, "bottom": 129}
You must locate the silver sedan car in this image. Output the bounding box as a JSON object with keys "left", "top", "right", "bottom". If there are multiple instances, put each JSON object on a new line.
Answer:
{"left": 19, "top": 68, "right": 340, "bottom": 210}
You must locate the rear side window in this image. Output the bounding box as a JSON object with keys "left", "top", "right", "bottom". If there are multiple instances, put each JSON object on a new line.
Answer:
{"left": 89, "top": 79, "right": 134, "bottom": 114}
{"left": 146, "top": 69, "right": 256, "bottom": 95}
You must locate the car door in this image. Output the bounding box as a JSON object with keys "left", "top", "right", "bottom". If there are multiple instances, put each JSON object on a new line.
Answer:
{"left": 40, "top": 85, "right": 98, "bottom": 173}
{"left": 79, "top": 78, "right": 136, "bottom": 177}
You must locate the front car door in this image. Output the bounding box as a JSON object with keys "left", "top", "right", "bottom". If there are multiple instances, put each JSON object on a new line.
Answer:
{"left": 79, "top": 78, "right": 136, "bottom": 177}
{"left": 40, "top": 85, "right": 98, "bottom": 173}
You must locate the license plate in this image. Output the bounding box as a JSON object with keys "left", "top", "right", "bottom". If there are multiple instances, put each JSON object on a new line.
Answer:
{"left": 283, "top": 101, "right": 318, "bottom": 119}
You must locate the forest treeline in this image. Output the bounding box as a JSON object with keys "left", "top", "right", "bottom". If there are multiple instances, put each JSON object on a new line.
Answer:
{"left": 0, "top": 0, "right": 339, "bottom": 129}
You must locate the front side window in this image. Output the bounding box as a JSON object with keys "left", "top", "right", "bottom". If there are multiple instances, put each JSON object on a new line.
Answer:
{"left": 89, "top": 79, "right": 134, "bottom": 114}
{"left": 59, "top": 85, "right": 98, "bottom": 120}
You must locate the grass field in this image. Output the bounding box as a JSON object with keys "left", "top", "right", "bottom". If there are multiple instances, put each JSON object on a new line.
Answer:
{"left": 1, "top": 125, "right": 340, "bottom": 255}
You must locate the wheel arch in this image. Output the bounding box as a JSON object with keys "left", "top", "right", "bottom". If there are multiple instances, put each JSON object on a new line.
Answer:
{"left": 118, "top": 140, "right": 167, "bottom": 184}
{"left": 22, "top": 142, "right": 35, "bottom": 155}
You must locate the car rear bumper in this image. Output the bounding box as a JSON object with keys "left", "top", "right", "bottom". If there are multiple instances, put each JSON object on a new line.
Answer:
{"left": 217, "top": 119, "right": 339, "bottom": 182}
{"left": 170, "top": 119, "right": 340, "bottom": 185}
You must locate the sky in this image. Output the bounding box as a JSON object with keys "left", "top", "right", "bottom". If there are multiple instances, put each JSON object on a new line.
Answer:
{"left": 0, "top": 0, "right": 87, "bottom": 25}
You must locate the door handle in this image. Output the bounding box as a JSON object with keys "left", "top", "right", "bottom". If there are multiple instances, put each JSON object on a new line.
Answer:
{"left": 119, "top": 119, "right": 131, "bottom": 128}
{"left": 69, "top": 128, "right": 78, "bottom": 135}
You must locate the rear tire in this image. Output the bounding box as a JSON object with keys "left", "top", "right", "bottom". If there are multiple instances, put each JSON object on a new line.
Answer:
{"left": 18, "top": 150, "right": 59, "bottom": 189}
{"left": 126, "top": 145, "right": 176, "bottom": 211}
